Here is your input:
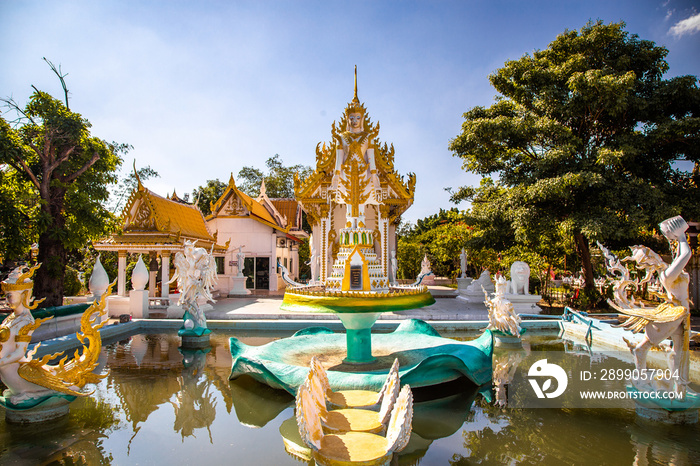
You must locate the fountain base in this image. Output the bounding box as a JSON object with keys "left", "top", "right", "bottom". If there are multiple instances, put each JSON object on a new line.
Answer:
{"left": 229, "top": 319, "right": 493, "bottom": 395}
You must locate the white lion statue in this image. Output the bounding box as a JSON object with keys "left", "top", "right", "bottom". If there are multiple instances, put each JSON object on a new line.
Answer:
{"left": 508, "top": 261, "right": 530, "bottom": 295}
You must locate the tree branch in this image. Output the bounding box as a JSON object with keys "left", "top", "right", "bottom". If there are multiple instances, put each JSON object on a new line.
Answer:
{"left": 12, "top": 155, "right": 41, "bottom": 190}
{"left": 42, "top": 58, "right": 70, "bottom": 110}
{"left": 63, "top": 151, "right": 99, "bottom": 183}
{"left": 48, "top": 146, "right": 75, "bottom": 173}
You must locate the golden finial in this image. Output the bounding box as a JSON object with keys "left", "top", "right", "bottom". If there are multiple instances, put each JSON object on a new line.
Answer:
{"left": 353, "top": 65, "right": 359, "bottom": 104}
{"left": 133, "top": 160, "right": 143, "bottom": 191}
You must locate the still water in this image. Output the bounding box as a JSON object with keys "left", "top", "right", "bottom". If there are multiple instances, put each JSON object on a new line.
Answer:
{"left": 0, "top": 330, "right": 698, "bottom": 465}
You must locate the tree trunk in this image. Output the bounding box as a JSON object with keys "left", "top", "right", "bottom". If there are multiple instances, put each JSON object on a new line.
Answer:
{"left": 34, "top": 190, "right": 67, "bottom": 307}
{"left": 573, "top": 230, "right": 595, "bottom": 290}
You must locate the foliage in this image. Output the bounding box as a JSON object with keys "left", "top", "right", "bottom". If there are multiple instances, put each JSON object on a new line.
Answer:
{"left": 108, "top": 164, "right": 159, "bottom": 214}
{"left": 0, "top": 60, "right": 126, "bottom": 305}
{"left": 0, "top": 166, "right": 39, "bottom": 264}
{"left": 449, "top": 21, "right": 700, "bottom": 290}
{"left": 64, "top": 265, "right": 83, "bottom": 296}
{"left": 237, "top": 154, "right": 312, "bottom": 198}
{"left": 298, "top": 236, "right": 311, "bottom": 281}
{"left": 193, "top": 179, "right": 227, "bottom": 216}
{"left": 397, "top": 209, "right": 473, "bottom": 279}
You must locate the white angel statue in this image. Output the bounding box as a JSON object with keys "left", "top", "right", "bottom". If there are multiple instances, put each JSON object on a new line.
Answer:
{"left": 171, "top": 240, "right": 218, "bottom": 335}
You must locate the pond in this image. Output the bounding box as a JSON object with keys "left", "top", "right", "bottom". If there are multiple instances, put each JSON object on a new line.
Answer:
{"left": 0, "top": 330, "right": 698, "bottom": 465}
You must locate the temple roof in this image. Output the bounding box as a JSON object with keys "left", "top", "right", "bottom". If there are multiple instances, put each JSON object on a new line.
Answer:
{"left": 207, "top": 174, "right": 296, "bottom": 235}
{"left": 94, "top": 180, "right": 228, "bottom": 253}
{"left": 270, "top": 199, "right": 303, "bottom": 231}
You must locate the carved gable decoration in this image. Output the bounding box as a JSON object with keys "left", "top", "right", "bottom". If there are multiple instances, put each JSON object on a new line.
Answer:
{"left": 223, "top": 196, "right": 248, "bottom": 216}
{"left": 124, "top": 195, "right": 159, "bottom": 232}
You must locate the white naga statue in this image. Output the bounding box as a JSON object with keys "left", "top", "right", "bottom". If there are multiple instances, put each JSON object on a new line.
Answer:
{"left": 0, "top": 264, "right": 108, "bottom": 411}
{"left": 483, "top": 274, "right": 522, "bottom": 338}
{"left": 508, "top": 261, "right": 531, "bottom": 295}
{"left": 600, "top": 216, "right": 692, "bottom": 394}
{"left": 171, "top": 240, "right": 218, "bottom": 335}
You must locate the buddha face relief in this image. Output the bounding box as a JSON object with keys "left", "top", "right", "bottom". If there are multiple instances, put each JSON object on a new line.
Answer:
{"left": 348, "top": 113, "right": 363, "bottom": 133}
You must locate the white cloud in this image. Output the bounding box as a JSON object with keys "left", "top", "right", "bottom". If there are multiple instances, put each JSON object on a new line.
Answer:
{"left": 669, "top": 12, "right": 700, "bottom": 38}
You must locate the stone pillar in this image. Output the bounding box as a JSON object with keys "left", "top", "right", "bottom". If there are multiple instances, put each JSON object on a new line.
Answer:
{"left": 161, "top": 251, "right": 171, "bottom": 298}
{"left": 319, "top": 204, "right": 330, "bottom": 285}
{"left": 117, "top": 250, "right": 128, "bottom": 297}
{"left": 148, "top": 252, "right": 159, "bottom": 298}
{"left": 379, "top": 205, "right": 390, "bottom": 281}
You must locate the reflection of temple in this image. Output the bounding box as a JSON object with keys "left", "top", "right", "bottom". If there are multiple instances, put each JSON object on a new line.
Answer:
{"left": 295, "top": 69, "right": 415, "bottom": 290}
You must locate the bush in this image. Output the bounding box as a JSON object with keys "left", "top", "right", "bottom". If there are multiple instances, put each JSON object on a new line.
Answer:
{"left": 64, "top": 266, "right": 84, "bottom": 296}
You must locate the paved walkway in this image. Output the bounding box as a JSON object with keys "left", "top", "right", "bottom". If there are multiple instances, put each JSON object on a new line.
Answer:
{"left": 202, "top": 286, "right": 495, "bottom": 321}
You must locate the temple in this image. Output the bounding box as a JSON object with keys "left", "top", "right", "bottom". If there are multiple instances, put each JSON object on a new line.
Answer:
{"left": 94, "top": 173, "right": 306, "bottom": 309}
{"left": 294, "top": 68, "right": 416, "bottom": 291}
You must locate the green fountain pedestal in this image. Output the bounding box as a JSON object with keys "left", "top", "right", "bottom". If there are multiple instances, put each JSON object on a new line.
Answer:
{"left": 336, "top": 312, "right": 380, "bottom": 364}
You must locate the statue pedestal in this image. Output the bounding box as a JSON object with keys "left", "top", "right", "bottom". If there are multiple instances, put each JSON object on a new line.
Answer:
{"left": 635, "top": 404, "right": 698, "bottom": 424}
{"left": 180, "top": 333, "right": 211, "bottom": 349}
{"left": 129, "top": 289, "right": 149, "bottom": 319}
{"left": 336, "top": 312, "right": 380, "bottom": 364}
{"left": 456, "top": 277, "right": 473, "bottom": 295}
{"left": 505, "top": 294, "right": 542, "bottom": 314}
{"left": 421, "top": 274, "right": 436, "bottom": 286}
{"left": 493, "top": 332, "right": 523, "bottom": 349}
{"left": 4, "top": 396, "right": 73, "bottom": 424}
{"left": 228, "top": 276, "right": 250, "bottom": 296}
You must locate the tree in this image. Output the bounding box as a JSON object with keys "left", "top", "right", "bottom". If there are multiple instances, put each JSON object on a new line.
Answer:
{"left": 192, "top": 179, "right": 227, "bottom": 216}
{"left": 449, "top": 21, "right": 700, "bottom": 291}
{"left": 0, "top": 60, "right": 125, "bottom": 306}
{"left": 0, "top": 167, "right": 38, "bottom": 266}
{"left": 109, "top": 164, "right": 159, "bottom": 214}
{"left": 237, "top": 154, "right": 313, "bottom": 198}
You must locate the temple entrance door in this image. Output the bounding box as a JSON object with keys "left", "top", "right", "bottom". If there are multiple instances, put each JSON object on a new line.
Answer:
{"left": 255, "top": 257, "right": 270, "bottom": 290}
{"left": 243, "top": 257, "right": 270, "bottom": 290}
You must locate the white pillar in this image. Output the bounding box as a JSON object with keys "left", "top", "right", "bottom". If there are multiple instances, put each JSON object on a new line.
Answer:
{"left": 271, "top": 234, "right": 278, "bottom": 291}
{"left": 161, "top": 251, "right": 171, "bottom": 298}
{"left": 118, "top": 250, "right": 127, "bottom": 297}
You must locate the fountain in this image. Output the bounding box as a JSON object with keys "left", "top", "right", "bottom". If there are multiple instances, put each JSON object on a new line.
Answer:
{"left": 229, "top": 69, "right": 494, "bottom": 394}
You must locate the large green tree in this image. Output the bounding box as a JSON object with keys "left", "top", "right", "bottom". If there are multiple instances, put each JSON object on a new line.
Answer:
{"left": 0, "top": 61, "right": 125, "bottom": 306}
{"left": 237, "top": 154, "right": 312, "bottom": 198}
{"left": 449, "top": 21, "right": 700, "bottom": 290}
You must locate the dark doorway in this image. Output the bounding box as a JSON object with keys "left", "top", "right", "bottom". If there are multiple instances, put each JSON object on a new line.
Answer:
{"left": 243, "top": 257, "right": 270, "bottom": 290}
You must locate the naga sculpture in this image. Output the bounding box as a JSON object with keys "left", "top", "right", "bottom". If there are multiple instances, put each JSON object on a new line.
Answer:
{"left": 0, "top": 264, "right": 110, "bottom": 421}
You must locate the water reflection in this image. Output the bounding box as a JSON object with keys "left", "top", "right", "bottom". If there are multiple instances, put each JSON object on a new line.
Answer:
{"left": 0, "top": 332, "right": 698, "bottom": 465}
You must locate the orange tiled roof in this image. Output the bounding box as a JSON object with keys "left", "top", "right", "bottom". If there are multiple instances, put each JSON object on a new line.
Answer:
{"left": 209, "top": 175, "right": 289, "bottom": 232}
{"left": 270, "top": 199, "right": 300, "bottom": 229}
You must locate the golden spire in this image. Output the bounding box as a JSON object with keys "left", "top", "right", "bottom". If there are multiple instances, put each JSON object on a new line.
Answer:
{"left": 353, "top": 65, "right": 359, "bottom": 104}
{"left": 133, "top": 160, "right": 144, "bottom": 191}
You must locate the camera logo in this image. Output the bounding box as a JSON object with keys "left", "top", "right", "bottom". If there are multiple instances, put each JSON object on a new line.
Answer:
{"left": 527, "top": 359, "right": 568, "bottom": 398}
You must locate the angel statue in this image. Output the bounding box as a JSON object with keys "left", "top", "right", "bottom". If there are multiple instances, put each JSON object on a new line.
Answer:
{"left": 171, "top": 240, "right": 218, "bottom": 337}
{"left": 599, "top": 216, "right": 693, "bottom": 395}
{"left": 483, "top": 274, "right": 522, "bottom": 338}
{"left": 0, "top": 264, "right": 111, "bottom": 421}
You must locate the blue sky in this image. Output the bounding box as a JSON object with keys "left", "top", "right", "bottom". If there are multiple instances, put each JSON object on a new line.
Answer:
{"left": 1, "top": 1, "right": 699, "bottom": 223}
